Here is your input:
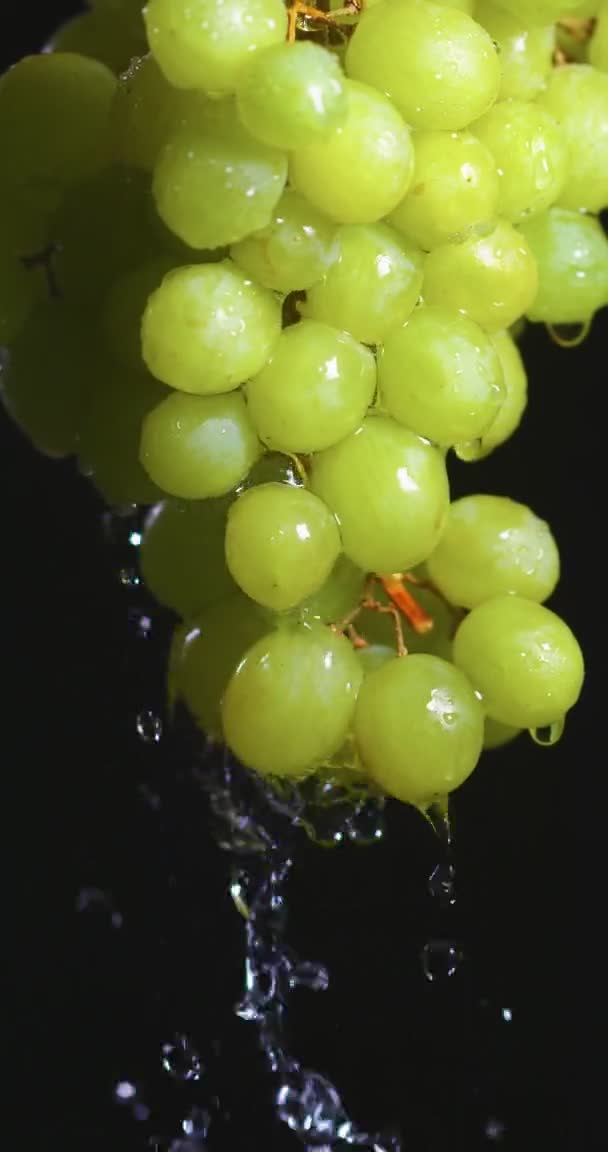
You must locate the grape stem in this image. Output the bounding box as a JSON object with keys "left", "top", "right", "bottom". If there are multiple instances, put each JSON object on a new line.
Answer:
{"left": 286, "top": 0, "right": 361, "bottom": 42}
{"left": 381, "top": 574, "right": 434, "bottom": 635}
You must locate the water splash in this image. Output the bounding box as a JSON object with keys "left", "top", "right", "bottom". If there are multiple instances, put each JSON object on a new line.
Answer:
{"left": 421, "top": 798, "right": 463, "bottom": 979}
{"left": 161, "top": 1034, "right": 202, "bottom": 1082}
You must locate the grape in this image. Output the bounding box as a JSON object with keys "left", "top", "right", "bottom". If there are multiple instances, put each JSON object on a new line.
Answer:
{"left": 1, "top": 299, "right": 91, "bottom": 459}
{"left": 302, "top": 223, "right": 424, "bottom": 345}
{"left": 111, "top": 54, "right": 191, "bottom": 172}
{"left": 345, "top": 0, "right": 500, "bottom": 131}
{"left": 483, "top": 716, "right": 522, "bottom": 751}
{"left": 473, "top": 3, "right": 554, "bottom": 102}
{"left": 356, "top": 645, "right": 396, "bottom": 675}
{"left": 426, "top": 494, "right": 560, "bottom": 608}
{"left": 518, "top": 208, "right": 608, "bottom": 325}
{"left": 378, "top": 305, "right": 505, "bottom": 448}
{"left": 102, "top": 257, "right": 183, "bottom": 370}
{"left": 453, "top": 596, "right": 585, "bottom": 729}
{"left": 153, "top": 98, "right": 287, "bottom": 250}
{"left": 46, "top": 8, "right": 146, "bottom": 74}
{"left": 175, "top": 593, "right": 272, "bottom": 739}
{"left": 141, "top": 261, "right": 281, "bottom": 396}
{"left": 144, "top": 0, "right": 287, "bottom": 93}
{"left": 353, "top": 654, "right": 484, "bottom": 806}
{"left": 289, "top": 79, "right": 415, "bottom": 224}
{"left": 225, "top": 483, "right": 342, "bottom": 612}
{"left": 230, "top": 189, "right": 337, "bottom": 295}
{"left": 243, "top": 451, "right": 305, "bottom": 490}
{"left": 0, "top": 53, "right": 116, "bottom": 196}
{"left": 246, "top": 320, "right": 376, "bottom": 455}
{"left": 298, "top": 555, "right": 367, "bottom": 626}
{"left": 387, "top": 129, "right": 499, "bottom": 251}
{"left": 590, "top": 5, "right": 608, "bottom": 71}
{"left": 422, "top": 219, "right": 539, "bottom": 333}
{"left": 80, "top": 364, "right": 167, "bottom": 506}
{"left": 537, "top": 65, "right": 608, "bottom": 214}
{"left": 310, "top": 415, "right": 450, "bottom": 575}
{"left": 0, "top": 250, "right": 36, "bottom": 346}
{"left": 221, "top": 623, "right": 363, "bottom": 777}
{"left": 471, "top": 100, "right": 568, "bottom": 224}
{"left": 140, "top": 390, "right": 262, "bottom": 500}
{"left": 467, "top": 329, "right": 528, "bottom": 458}
{"left": 140, "top": 497, "right": 235, "bottom": 619}
{"left": 236, "top": 41, "right": 347, "bottom": 150}
{"left": 494, "top": 1, "right": 590, "bottom": 22}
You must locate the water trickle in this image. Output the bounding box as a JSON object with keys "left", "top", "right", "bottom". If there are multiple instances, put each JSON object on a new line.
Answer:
{"left": 421, "top": 939, "right": 463, "bottom": 982}
{"left": 529, "top": 717, "right": 565, "bottom": 746}
{"left": 136, "top": 709, "right": 163, "bottom": 743}
{"left": 161, "top": 1034, "right": 202, "bottom": 1082}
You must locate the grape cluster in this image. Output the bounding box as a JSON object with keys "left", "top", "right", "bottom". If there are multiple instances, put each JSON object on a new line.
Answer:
{"left": 1, "top": 0, "right": 603, "bottom": 812}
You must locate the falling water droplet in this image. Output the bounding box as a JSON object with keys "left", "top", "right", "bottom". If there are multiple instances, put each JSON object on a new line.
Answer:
{"left": 420, "top": 939, "right": 463, "bottom": 982}
{"left": 427, "top": 861, "right": 456, "bottom": 908}
{"left": 454, "top": 438, "right": 484, "bottom": 462}
{"left": 77, "top": 886, "right": 123, "bottom": 929}
{"left": 182, "top": 1107, "right": 211, "bottom": 1140}
{"left": 136, "top": 710, "right": 163, "bottom": 743}
{"left": 501, "top": 1007, "right": 513, "bottom": 1022}
{"left": 114, "top": 1080, "right": 137, "bottom": 1102}
{"left": 161, "top": 1035, "right": 202, "bottom": 1081}
{"left": 276, "top": 1072, "right": 348, "bottom": 1143}
{"left": 129, "top": 530, "right": 142, "bottom": 547}
{"left": 485, "top": 1116, "right": 506, "bottom": 1141}
{"left": 529, "top": 717, "right": 565, "bottom": 746}
{"left": 289, "top": 961, "right": 330, "bottom": 992}
{"left": 346, "top": 800, "right": 385, "bottom": 845}
{"left": 119, "top": 567, "right": 141, "bottom": 587}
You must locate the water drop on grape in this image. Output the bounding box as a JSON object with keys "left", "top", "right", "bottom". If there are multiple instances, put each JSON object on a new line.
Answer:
{"left": 136, "top": 709, "right": 163, "bottom": 743}
{"left": 529, "top": 716, "right": 564, "bottom": 746}
{"left": 454, "top": 438, "right": 484, "bottom": 462}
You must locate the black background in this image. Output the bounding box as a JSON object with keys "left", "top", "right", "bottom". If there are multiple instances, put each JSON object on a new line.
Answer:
{"left": 3, "top": 6, "right": 605, "bottom": 1151}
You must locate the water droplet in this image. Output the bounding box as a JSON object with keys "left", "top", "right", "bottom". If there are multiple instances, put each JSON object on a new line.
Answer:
{"left": 454, "top": 437, "right": 484, "bottom": 462}
{"left": 136, "top": 710, "right": 163, "bottom": 743}
{"left": 289, "top": 961, "right": 330, "bottom": 992}
{"left": 128, "top": 609, "right": 153, "bottom": 638}
{"left": 129, "top": 531, "right": 142, "bottom": 547}
{"left": 529, "top": 717, "right": 565, "bottom": 746}
{"left": 114, "top": 1080, "right": 136, "bottom": 1101}
{"left": 501, "top": 1007, "right": 513, "bottom": 1022}
{"left": 119, "top": 567, "right": 141, "bottom": 587}
{"left": 485, "top": 1117, "right": 506, "bottom": 1141}
{"left": 420, "top": 939, "right": 463, "bottom": 982}
{"left": 546, "top": 320, "right": 591, "bottom": 348}
{"left": 161, "top": 1035, "right": 202, "bottom": 1081}
{"left": 182, "top": 1106, "right": 211, "bottom": 1140}
{"left": 346, "top": 800, "right": 385, "bottom": 845}
{"left": 276, "top": 1072, "right": 348, "bottom": 1143}
{"left": 76, "top": 886, "right": 123, "bottom": 928}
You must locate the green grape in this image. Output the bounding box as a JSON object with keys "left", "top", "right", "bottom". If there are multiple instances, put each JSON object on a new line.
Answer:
{"left": 242, "top": 451, "right": 305, "bottom": 490}
{"left": 140, "top": 496, "right": 235, "bottom": 619}
{"left": 537, "top": 65, "right": 608, "bottom": 213}
{"left": 518, "top": 208, "right": 608, "bottom": 325}
{"left": 230, "top": 189, "right": 338, "bottom": 294}
{"left": 453, "top": 595, "right": 585, "bottom": 729}
{"left": 79, "top": 363, "right": 167, "bottom": 506}
{"left": 0, "top": 185, "right": 50, "bottom": 343}
{"left": 471, "top": 100, "right": 568, "bottom": 223}
{"left": 0, "top": 251, "right": 36, "bottom": 346}
{"left": 483, "top": 716, "right": 522, "bottom": 750}
{"left": 236, "top": 40, "right": 347, "bottom": 150}
{"left": 225, "top": 483, "right": 341, "bottom": 612}
{"left": 141, "top": 261, "right": 282, "bottom": 395}
{"left": 140, "top": 389, "right": 261, "bottom": 500}
{"left": 298, "top": 554, "right": 367, "bottom": 625}
{"left": 494, "top": 1, "right": 590, "bottom": 22}
{"left": 311, "top": 414, "right": 450, "bottom": 575}
{"left": 387, "top": 129, "right": 499, "bottom": 251}
{"left": 1, "top": 298, "right": 92, "bottom": 459}
{"left": 469, "top": 328, "right": 528, "bottom": 458}
{"left": 46, "top": 8, "right": 146, "bottom": 74}
{"left": 144, "top": 0, "right": 288, "bottom": 93}
{"left": 111, "top": 54, "right": 191, "bottom": 171}
{"left": 434, "top": 0, "right": 474, "bottom": 9}
{"left": 356, "top": 645, "right": 396, "bottom": 675}
{"left": 289, "top": 79, "right": 415, "bottom": 224}
{"left": 422, "top": 219, "right": 538, "bottom": 333}
{"left": 0, "top": 54, "right": 116, "bottom": 198}
{"left": 153, "top": 97, "right": 287, "bottom": 249}
{"left": 473, "top": 3, "right": 554, "bottom": 101}
{"left": 353, "top": 653, "right": 484, "bottom": 805}
{"left": 426, "top": 494, "right": 559, "bottom": 608}
{"left": 345, "top": 0, "right": 500, "bottom": 131}
{"left": 246, "top": 320, "right": 376, "bottom": 454}
{"left": 175, "top": 593, "right": 272, "bottom": 739}
{"left": 222, "top": 622, "right": 363, "bottom": 777}
{"left": 590, "top": 5, "right": 608, "bottom": 71}
{"left": 302, "top": 223, "right": 424, "bottom": 345}
{"left": 378, "top": 305, "right": 505, "bottom": 447}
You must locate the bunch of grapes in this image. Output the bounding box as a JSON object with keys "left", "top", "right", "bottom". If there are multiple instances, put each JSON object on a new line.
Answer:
{"left": 1, "top": 0, "right": 605, "bottom": 814}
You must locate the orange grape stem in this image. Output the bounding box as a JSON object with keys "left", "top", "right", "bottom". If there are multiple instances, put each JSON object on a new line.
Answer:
{"left": 287, "top": 0, "right": 361, "bottom": 41}
{"left": 380, "top": 575, "right": 435, "bottom": 636}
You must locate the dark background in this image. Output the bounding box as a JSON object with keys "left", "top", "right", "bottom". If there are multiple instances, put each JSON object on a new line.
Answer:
{"left": 3, "top": 6, "right": 605, "bottom": 1151}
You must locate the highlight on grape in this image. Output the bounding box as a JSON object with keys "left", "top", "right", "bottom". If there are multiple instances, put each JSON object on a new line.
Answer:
{"left": 2, "top": 0, "right": 605, "bottom": 816}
